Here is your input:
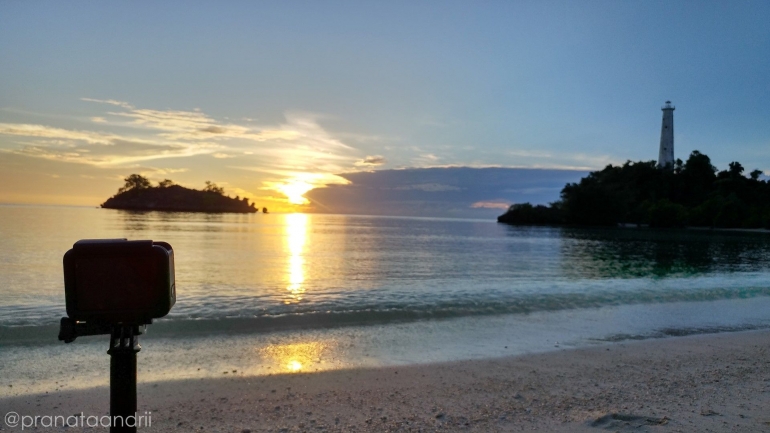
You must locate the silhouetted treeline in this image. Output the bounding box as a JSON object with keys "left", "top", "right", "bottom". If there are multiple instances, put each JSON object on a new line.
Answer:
{"left": 497, "top": 203, "right": 565, "bottom": 226}
{"left": 498, "top": 151, "right": 770, "bottom": 229}
{"left": 102, "top": 174, "right": 258, "bottom": 213}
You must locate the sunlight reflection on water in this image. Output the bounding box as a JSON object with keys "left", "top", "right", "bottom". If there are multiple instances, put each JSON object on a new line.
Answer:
{"left": 285, "top": 213, "right": 308, "bottom": 304}
{"left": 259, "top": 340, "right": 334, "bottom": 373}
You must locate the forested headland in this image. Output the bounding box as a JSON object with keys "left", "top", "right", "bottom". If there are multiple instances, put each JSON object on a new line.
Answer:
{"left": 102, "top": 174, "right": 258, "bottom": 213}
{"left": 498, "top": 151, "right": 770, "bottom": 229}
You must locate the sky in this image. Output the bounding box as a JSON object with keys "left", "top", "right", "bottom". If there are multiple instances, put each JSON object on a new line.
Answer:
{"left": 0, "top": 1, "right": 768, "bottom": 215}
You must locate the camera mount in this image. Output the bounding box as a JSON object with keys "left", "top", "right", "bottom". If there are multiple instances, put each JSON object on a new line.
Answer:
{"left": 59, "top": 239, "right": 175, "bottom": 433}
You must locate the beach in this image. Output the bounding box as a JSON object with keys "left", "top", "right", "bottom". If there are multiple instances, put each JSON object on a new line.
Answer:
{"left": 2, "top": 330, "right": 768, "bottom": 432}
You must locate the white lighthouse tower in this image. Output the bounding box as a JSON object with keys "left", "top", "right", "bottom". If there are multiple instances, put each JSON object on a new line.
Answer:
{"left": 657, "top": 100, "right": 675, "bottom": 168}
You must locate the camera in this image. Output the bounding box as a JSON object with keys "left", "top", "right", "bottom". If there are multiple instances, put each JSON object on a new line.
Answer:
{"left": 63, "top": 239, "right": 175, "bottom": 325}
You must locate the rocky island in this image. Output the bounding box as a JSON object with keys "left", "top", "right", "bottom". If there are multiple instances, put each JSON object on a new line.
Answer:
{"left": 102, "top": 174, "right": 258, "bottom": 213}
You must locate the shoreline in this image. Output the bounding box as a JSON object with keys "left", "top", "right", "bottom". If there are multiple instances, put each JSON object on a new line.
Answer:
{"left": 2, "top": 329, "right": 769, "bottom": 432}
{"left": 499, "top": 219, "right": 770, "bottom": 234}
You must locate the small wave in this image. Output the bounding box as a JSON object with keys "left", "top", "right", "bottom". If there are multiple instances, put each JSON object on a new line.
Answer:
{"left": 596, "top": 323, "right": 770, "bottom": 342}
{"left": 2, "top": 286, "right": 770, "bottom": 344}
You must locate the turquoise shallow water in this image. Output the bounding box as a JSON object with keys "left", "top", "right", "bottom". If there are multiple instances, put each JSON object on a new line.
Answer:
{"left": 1, "top": 205, "right": 770, "bottom": 394}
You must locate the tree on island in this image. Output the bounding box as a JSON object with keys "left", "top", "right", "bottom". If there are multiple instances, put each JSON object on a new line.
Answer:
{"left": 203, "top": 181, "right": 225, "bottom": 195}
{"left": 498, "top": 150, "right": 770, "bottom": 229}
{"left": 118, "top": 174, "right": 152, "bottom": 193}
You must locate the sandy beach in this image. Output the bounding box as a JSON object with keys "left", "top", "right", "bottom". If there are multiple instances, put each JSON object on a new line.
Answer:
{"left": 2, "top": 330, "right": 769, "bottom": 432}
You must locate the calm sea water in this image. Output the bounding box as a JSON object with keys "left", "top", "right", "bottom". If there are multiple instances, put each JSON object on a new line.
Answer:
{"left": 3, "top": 205, "right": 770, "bottom": 331}
{"left": 2, "top": 204, "right": 770, "bottom": 394}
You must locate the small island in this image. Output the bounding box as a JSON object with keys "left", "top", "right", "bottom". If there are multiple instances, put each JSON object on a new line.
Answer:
{"left": 498, "top": 151, "right": 770, "bottom": 229}
{"left": 102, "top": 174, "right": 258, "bottom": 213}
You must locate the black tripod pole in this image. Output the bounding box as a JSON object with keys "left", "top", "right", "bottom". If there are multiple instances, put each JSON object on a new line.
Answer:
{"left": 108, "top": 326, "right": 141, "bottom": 433}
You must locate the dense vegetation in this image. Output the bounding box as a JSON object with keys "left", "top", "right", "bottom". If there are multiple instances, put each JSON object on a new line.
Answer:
{"left": 102, "top": 174, "right": 258, "bottom": 213}
{"left": 498, "top": 151, "right": 770, "bottom": 229}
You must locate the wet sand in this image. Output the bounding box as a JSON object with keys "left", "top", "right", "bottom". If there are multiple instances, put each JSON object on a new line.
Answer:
{"left": 2, "top": 330, "right": 769, "bottom": 432}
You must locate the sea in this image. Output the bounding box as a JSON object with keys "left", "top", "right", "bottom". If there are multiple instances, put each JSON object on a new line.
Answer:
{"left": 2, "top": 204, "right": 770, "bottom": 395}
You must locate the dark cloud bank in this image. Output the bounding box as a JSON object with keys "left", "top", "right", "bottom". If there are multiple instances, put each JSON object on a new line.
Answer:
{"left": 306, "top": 167, "right": 588, "bottom": 219}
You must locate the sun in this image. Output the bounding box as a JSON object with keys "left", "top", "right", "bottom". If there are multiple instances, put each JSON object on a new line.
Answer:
{"left": 270, "top": 172, "right": 350, "bottom": 206}
{"left": 277, "top": 180, "right": 315, "bottom": 205}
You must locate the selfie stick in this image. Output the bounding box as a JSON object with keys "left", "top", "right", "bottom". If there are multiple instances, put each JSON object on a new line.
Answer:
{"left": 108, "top": 325, "right": 142, "bottom": 433}
{"left": 59, "top": 320, "right": 146, "bottom": 433}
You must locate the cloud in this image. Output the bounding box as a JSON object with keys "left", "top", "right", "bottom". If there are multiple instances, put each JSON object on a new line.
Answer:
{"left": 0, "top": 123, "right": 119, "bottom": 145}
{"left": 7, "top": 135, "right": 215, "bottom": 166}
{"left": 76, "top": 101, "right": 353, "bottom": 155}
{"left": 305, "top": 167, "right": 588, "bottom": 218}
{"left": 471, "top": 201, "right": 510, "bottom": 210}
{"left": 391, "top": 183, "right": 461, "bottom": 192}
{"left": 0, "top": 102, "right": 365, "bottom": 198}
{"left": 355, "top": 155, "right": 386, "bottom": 166}
{"left": 81, "top": 98, "right": 134, "bottom": 109}
{"left": 408, "top": 152, "right": 445, "bottom": 168}
{"left": 334, "top": 132, "right": 390, "bottom": 143}
{"left": 140, "top": 167, "right": 189, "bottom": 176}
{"left": 199, "top": 126, "right": 227, "bottom": 134}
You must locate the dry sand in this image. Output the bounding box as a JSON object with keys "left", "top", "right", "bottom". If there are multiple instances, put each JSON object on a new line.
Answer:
{"left": 2, "top": 330, "right": 770, "bottom": 432}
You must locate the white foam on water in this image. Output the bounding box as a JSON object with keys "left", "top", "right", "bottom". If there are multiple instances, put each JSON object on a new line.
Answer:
{"left": 3, "top": 296, "right": 769, "bottom": 397}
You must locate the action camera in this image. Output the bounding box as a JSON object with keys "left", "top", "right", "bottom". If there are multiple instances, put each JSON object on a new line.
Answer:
{"left": 63, "top": 239, "right": 175, "bottom": 325}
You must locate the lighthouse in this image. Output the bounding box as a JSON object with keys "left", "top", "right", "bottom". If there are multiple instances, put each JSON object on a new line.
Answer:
{"left": 657, "top": 100, "right": 675, "bottom": 168}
